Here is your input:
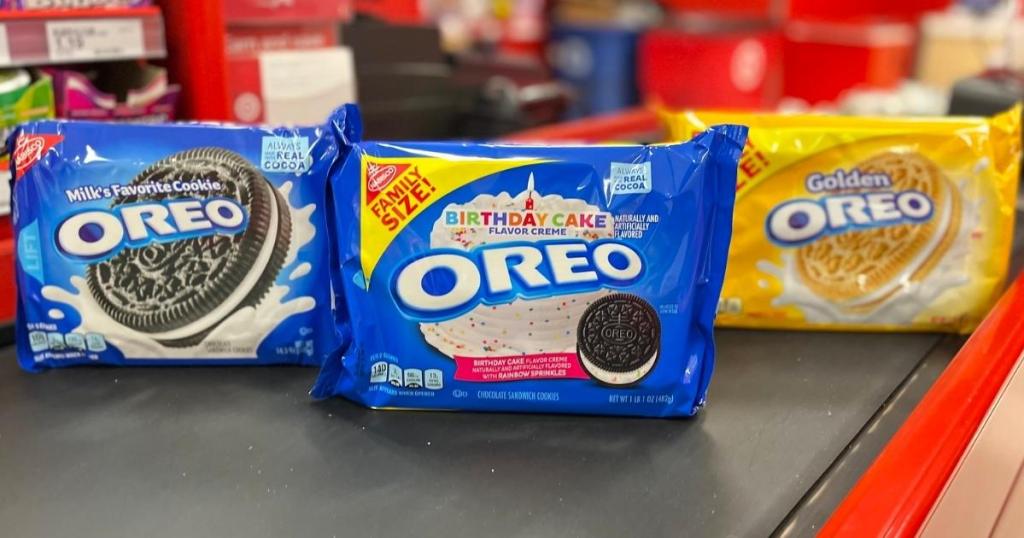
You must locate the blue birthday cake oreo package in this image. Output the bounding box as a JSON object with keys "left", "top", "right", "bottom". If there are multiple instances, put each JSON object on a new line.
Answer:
{"left": 313, "top": 118, "right": 747, "bottom": 417}
{"left": 10, "top": 105, "right": 361, "bottom": 371}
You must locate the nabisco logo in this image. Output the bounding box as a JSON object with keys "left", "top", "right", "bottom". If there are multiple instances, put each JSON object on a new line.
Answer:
{"left": 367, "top": 163, "right": 399, "bottom": 192}
{"left": 14, "top": 134, "right": 63, "bottom": 180}
{"left": 365, "top": 162, "right": 410, "bottom": 204}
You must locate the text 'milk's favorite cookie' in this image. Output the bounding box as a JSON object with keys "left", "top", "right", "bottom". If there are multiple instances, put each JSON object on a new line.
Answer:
{"left": 663, "top": 106, "right": 1021, "bottom": 333}
{"left": 313, "top": 108, "right": 746, "bottom": 417}
{"left": 11, "top": 105, "right": 361, "bottom": 371}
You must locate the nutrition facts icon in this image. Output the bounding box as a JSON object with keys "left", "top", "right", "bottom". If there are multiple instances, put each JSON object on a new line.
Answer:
{"left": 64, "top": 333, "right": 86, "bottom": 351}
{"left": 370, "top": 362, "right": 442, "bottom": 390}
{"left": 85, "top": 333, "right": 107, "bottom": 352}
{"left": 717, "top": 297, "right": 743, "bottom": 314}
{"left": 424, "top": 369, "right": 443, "bottom": 390}
{"left": 370, "top": 361, "right": 389, "bottom": 384}
{"left": 403, "top": 369, "right": 423, "bottom": 388}
{"left": 29, "top": 331, "right": 48, "bottom": 352}
{"left": 47, "top": 332, "right": 66, "bottom": 351}
{"left": 387, "top": 364, "right": 403, "bottom": 387}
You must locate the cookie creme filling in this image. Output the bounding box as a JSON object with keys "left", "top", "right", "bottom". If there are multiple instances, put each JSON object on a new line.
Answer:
{"left": 579, "top": 350, "right": 659, "bottom": 386}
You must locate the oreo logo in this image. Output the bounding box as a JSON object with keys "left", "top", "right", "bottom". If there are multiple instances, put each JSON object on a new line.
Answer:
{"left": 57, "top": 198, "right": 248, "bottom": 260}
{"left": 766, "top": 190, "right": 933, "bottom": 246}
{"left": 600, "top": 324, "right": 637, "bottom": 345}
{"left": 392, "top": 239, "right": 645, "bottom": 321}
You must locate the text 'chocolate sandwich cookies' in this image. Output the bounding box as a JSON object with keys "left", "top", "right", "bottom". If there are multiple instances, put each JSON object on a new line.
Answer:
{"left": 662, "top": 106, "right": 1021, "bottom": 333}
{"left": 11, "top": 105, "right": 361, "bottom": 371}
{"left": 314, "top": 110, "right": 746, "bottom": 417}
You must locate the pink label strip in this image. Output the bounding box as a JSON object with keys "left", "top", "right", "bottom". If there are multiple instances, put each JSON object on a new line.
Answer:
{"left": 453, "top": 353, "right": 589, "bottom": 382}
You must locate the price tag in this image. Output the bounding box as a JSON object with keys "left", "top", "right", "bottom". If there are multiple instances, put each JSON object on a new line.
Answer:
{"left": 45, "top": 18, "right": 145, "bottom": 63}
{"left": 0, "top": 25, "right": 11, "bottom": 66}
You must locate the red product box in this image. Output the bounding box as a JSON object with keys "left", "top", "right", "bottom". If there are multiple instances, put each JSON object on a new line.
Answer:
{"left": 223, "top": 0, "right": 352, "bottom": 24}
{"left": 638, "top": 27, "right": 782, "bottom": 109}
{"left": 783, "top": 19, "right": 914, "bottom": 104}
{"left": 226, "top": 24, "right": 339, "bottom": 57}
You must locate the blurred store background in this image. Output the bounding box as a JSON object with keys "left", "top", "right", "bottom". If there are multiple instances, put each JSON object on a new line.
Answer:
{"left": 0, "top": 0, "right": 1021, "bottom": 335}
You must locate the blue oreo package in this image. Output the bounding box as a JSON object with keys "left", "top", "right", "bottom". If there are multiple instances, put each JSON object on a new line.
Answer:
{"left": 11, "top": 105, "right": 361, "bottom": 371}
{"left": 313, "top": 120, "right": 747, "bottom": 416}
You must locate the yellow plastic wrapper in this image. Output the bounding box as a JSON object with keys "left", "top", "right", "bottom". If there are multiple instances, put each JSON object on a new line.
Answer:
{"left": 662, "top": 106, "right": 1021, "bottom": 333}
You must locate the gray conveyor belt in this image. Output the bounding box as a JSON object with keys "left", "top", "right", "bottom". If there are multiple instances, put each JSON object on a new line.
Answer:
{"left": 0, "top": 203, "right": 1020, "bottom": 538}
{"left": 0, "top": 331, "right": 944, "bottom": 538}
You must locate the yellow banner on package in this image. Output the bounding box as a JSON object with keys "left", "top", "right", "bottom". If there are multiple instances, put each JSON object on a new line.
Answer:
{"left": 662, "top": 106, "right": 1021, "bottom": 333}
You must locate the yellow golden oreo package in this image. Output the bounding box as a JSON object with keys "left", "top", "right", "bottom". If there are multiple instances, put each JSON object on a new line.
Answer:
{"left": 663, "top": 106, "right": 1021, "bottom": 333}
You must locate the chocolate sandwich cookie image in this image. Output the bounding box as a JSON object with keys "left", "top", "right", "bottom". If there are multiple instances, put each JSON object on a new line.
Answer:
{"left": 577, "top": 293, "right": 661, "bottom": 386}
{"left": 86, "top": 147, "right": 292, "bottom": 347}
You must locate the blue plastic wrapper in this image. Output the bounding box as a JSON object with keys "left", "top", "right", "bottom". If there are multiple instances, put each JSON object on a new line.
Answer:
{"left": 313, "top": 119, "right": 747, "bottom": 416}
{"left": 10, "top": 105, "right": 361, "bottom": 371}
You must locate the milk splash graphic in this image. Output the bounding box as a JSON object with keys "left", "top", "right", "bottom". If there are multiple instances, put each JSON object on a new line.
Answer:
{"left": 756, "top": 177, "right": 979, "bottom": 324}
{"left": 41, "top": 181, "right": 318, "bottom": 359}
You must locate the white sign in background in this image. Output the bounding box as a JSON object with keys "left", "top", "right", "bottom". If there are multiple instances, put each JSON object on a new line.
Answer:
{"left": 259, "top": 46, "right": 357, "bottom": 125}
{"left": 45, "top": 18, "right": 144, "bottom": 63}
{"left": 0, "top": 25, "right": 11, "bottom": 66}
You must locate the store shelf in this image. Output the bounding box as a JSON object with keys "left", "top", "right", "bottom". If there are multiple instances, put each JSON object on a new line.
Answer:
{"left": 0, "top": 7, "right": 166, "bottom": 68}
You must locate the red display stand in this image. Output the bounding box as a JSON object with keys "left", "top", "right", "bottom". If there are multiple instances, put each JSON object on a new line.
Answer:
{"left": 159, "top": 0, "right": 353, "bottom": 122}
{"left": 639, "top": 27, "right": 783, "bottom": 110}
{"left": 0, "top": 217, "right": 13, "bottom": 325}
{"left": 158, "top": 0, "right": 231, "bottom": 120}
{"left": 782, "top": 19, "right": 914, "bottom": 103}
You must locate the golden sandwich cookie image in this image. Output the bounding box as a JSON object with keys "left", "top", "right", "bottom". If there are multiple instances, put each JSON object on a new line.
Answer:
{"left": 795, "top": 152, "right": 962, "bottom": 314}
{"left": 662, "top": 106, "right": 1021, "bottom": 333}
